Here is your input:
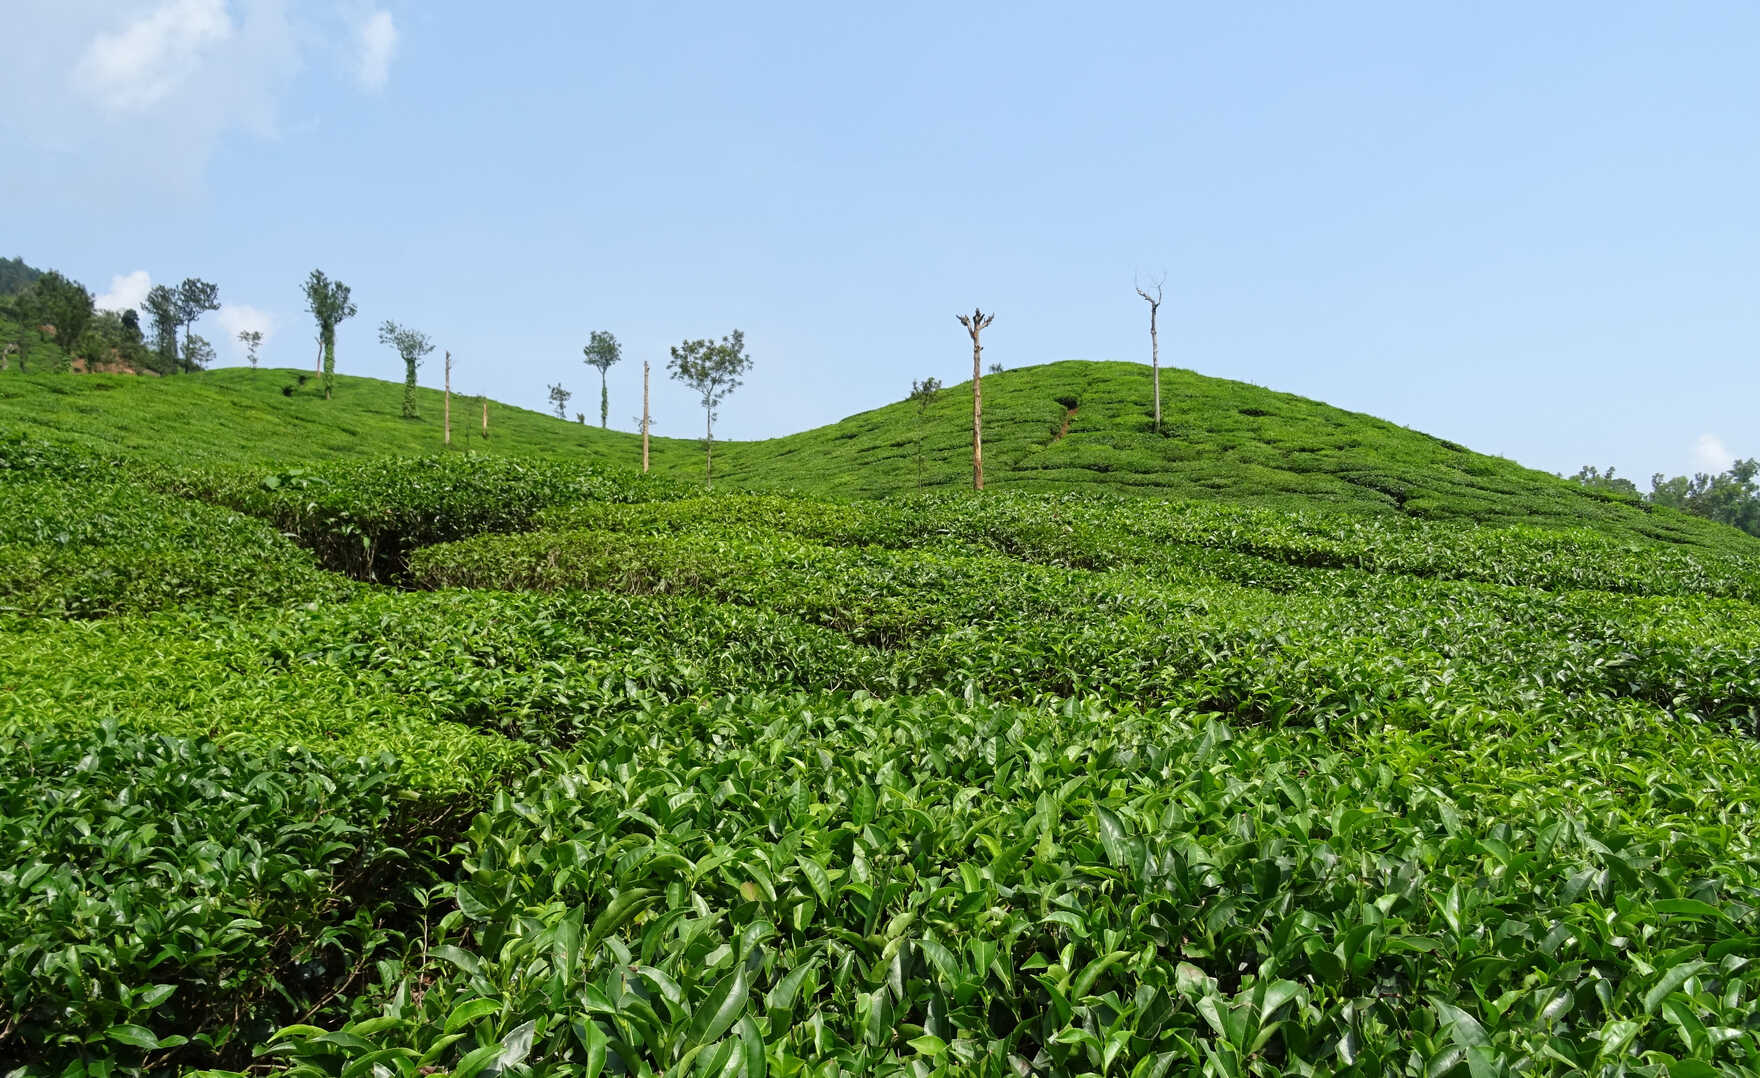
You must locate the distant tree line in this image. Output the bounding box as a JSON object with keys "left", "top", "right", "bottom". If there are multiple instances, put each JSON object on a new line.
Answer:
{"left": 1571, "top": 462, "right": 1760, "bottom": 538}
{"left": 0, "top": 257, "right": 228, "bottom": 376}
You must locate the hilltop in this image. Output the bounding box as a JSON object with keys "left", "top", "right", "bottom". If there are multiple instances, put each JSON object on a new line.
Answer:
{"left": 0, "top": 360, "right": 1747, "bottom": 549}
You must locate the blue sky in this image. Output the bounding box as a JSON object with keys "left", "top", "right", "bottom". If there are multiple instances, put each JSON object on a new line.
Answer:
{"left": 5, "top": 2, "right": 1756, "bottom": 480}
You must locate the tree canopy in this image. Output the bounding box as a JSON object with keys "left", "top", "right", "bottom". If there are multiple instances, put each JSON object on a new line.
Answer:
{"left": 582, "top": 330, "right": 622, "bottom": 428}
{"left": 668, "top": 329, "right": 753, "bottom": 488}
{"left": 378, "top": 320, "right": 435, "bottom": 419}
{"left": 303, "top": 270, "right": 357, "bottom": 400}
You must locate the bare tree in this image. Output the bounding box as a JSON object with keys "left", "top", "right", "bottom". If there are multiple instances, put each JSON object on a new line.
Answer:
{"left": 443, "top": 351, "right": 453, "bottom": 445}
{"left": 957, "top": 308, "right": 995, "bottom": 491}
{"left": 641, "top": 359, "right": 651, "bottom": 473}
{"left": 1135, "top": 272, "right": 1165, "bottom": 433}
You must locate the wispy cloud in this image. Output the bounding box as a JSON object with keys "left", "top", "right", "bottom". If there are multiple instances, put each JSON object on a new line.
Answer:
{"left": 2, "top": 1, "right": 404, "bottom": 197}
{"left": 95, "top": 270, "right": 153, "bottom": 313}
{"left": 1694, "top": 433, "right": 1735, "bottom": 475}
{"left": 354, "top": 9, "right": 398, "bottom": 91}
{"left": 75, "top": 0, "right": 233, "bottom": 113}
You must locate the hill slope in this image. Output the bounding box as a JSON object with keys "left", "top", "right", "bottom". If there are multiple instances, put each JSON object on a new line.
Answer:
{"left": 0, "top": 361, "right": 1745, "bottom": 549}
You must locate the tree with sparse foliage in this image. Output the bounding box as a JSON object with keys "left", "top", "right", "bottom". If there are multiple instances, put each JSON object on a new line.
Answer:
{"left": 302, "top": 270, "right": 357, "bottom": 400}
{"left": 909, "top": 376, "right": 942, "bottom": 488}
{"left": 143, "top": 285, "right": 180, "bottom": 373}
{"left": 547, "top": 383, "right": 572, "bottom": 420}
{"left": 582, "top": 330, "right": 622, "bottom": 428}
{"left": 668, "top": 329, "right": 753, "bottom": 489}
{"left": 238, "top": 329, "right": 264, "bottom": 369}
{"left": 378, "top": 320, "right": 435, "bottom": 419}
{"left": 174, "top": 278, "right": 220, "bottom": 359}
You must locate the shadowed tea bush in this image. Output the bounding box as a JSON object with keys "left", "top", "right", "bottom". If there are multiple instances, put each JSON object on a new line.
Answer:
{"left": 0, "top": 722, "right": 460, "bottom": 1074}
{"left": 171, "top": 453, "right": 687, "bottom": 581}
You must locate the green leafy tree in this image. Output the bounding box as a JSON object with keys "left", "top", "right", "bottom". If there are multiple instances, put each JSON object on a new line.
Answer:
{"left": 174, "top": 278, "right": 220, "bottom": 361}
{"left": 238, "top": 329, "right": 264, "bottom": 369}
{"left": 581, "top": 330, "right": 622, "bottom": 428}
{"left": 1568, "top": 465, "right": 1640, "bottom": 497}
{"left": 143, "top": 285, "right": 180, "bottom": 374}
{"left": 668, "top": 329, "right": 752, "bottom": 489}
{"left": 547, "top": 383, "right": 572, "bottom": 419}
{"left": 909, "top": 376, "right": 942, "bottom": 488}
{"left": 73, "top": 311, "right": 151, "bottom": 372}
{"left": 378, "top": 320, "right": 435, "bottom": 419}
{"left": 0, "top": 256, "right": 43, "bottom": 296}
{"left": 21, "top": 270, "right": 94, "bottom": 357}
{"left": 302, "top": 270, "right": 357, "bottom": 400}
{"left": 1650, "top": 459, "right": 1760, "bottom": 537}
{"left": 181, "top": 333, "right": 217, "bottom": 371}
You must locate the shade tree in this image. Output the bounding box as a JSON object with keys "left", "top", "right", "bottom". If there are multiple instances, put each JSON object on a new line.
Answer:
{"left": 581, "top": 330, "right": 622, "bottom": 428}
{"left": 668, "top": 329, "right": 752, "bottom": 489}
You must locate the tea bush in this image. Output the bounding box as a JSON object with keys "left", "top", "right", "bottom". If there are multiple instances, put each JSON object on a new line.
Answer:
{"left": 0, "top": 479, "right": 351, "bottom": 621}
{"left": 0, "top": 722, "right": 459, "bottom": 1074}
{"left": 170, "top": 454, "right": 686, "bottom": 581}
{"left": 0, "top": 612, "right": 531, "bottom": 794}
{"left": 274, "top": 692, "right": 1760, "bottom": 1076}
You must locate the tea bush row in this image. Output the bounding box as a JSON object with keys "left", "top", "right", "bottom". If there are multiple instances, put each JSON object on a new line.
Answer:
{"left": 165, "top": 454, "right": 686, "bottom": 581}
{"left": 409, "top": 526, "right": 1760, "bottom": 733}
{"left": 0, "top": 612, "right": 531, "bottom": 794}
{"left": 274, "top": 692, "right": 1760, "bottom": 1076}
{"left": 540, "top": 493, "right": 1760, "bottom": 601}
{"left": 0, "top": 478, "right": 352, "bottom": 623}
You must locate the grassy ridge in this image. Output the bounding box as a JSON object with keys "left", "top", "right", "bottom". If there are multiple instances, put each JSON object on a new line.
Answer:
{"left": 1, "top": 362, "right": 1745, "bottom": 548}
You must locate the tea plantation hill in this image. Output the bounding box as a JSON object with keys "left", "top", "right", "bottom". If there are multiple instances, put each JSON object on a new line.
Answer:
{"left": 9, "top": 362, "right": 1760, "bottom": 1072}
{"left": 0, "top": 360, "right": 1746, "bottom": 550}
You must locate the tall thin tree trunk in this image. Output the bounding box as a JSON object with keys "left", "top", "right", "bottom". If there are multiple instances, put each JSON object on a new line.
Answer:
{"left": 1137, "top": 279, "right": 1165, "bottom": 434}
{"left": 443, "top": 351, "right": 452, "bottom": 445}
{"left": 642, "top": 360, "right": 650, "bottom": 473}
{"left": 705, "top": 405, "right": 714, "bottom": 490}
{"left": 972, "top": 341, "right": 982, "bottom": 491}
{"left": 600, "top": 370, "right": 609, "bottom": 429}
{"left": 482, "top": 399, "right": 488, "bottom": 439}
{"left": 1150, "top": 303, "right": 1160, "bottom": 433}
{"left": 959, "top": 309, "right": 993, "bottom": 492}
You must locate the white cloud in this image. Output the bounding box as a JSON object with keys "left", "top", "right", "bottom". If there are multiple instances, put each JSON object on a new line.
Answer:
{"left": 0, "top": 1, "right": 403, "bottom": 198}
{"left": 1694, "top": 434, "right": 1736, "bottom": 475}
{"left": 75, "top": 0, "right": 233, "bottom": 113}
{"left": 95, "top": 270, "right": 153, "bottom": 313}
{"left": 354, "top": 9, "right": 398, "bottom": 91}
{"left": 217, "top": 304, "right": 274, "bottom": 363}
